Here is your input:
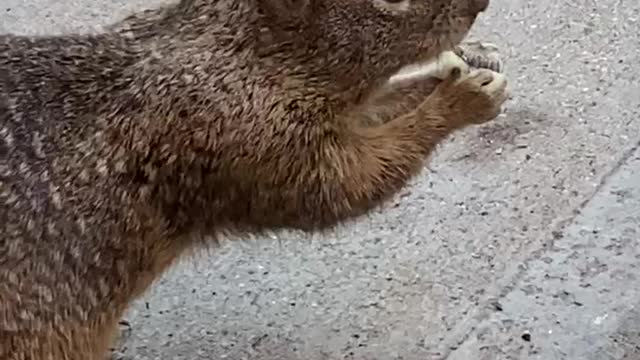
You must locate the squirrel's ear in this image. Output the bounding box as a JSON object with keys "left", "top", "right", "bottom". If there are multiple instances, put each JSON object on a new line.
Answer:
{"left": 258, "top": 0, "right": 313, "bottom": 21}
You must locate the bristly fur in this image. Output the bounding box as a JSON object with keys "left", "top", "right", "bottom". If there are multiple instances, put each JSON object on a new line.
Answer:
{"left": 0, "top": 0, "right": 507, "bottom": 358}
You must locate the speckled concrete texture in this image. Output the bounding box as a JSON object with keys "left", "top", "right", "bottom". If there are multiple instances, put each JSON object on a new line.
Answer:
{"left": 2, "top": 0, "right": 639, "bottom": 359}
{"left": 448, "top": 147, "right": 640, "bottom": 360}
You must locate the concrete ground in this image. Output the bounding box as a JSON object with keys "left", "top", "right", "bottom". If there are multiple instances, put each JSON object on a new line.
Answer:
{"left": 2, "top": 0, "right": 639, "bottom": 359}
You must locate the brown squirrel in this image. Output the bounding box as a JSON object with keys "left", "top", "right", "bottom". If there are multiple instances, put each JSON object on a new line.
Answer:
{"left": 0, "top": 0, "right": 508, "bottom": 358}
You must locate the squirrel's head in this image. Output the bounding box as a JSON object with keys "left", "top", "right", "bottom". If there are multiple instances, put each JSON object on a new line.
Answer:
{"left": 257, "top": 0, "right": 489, "bottom": 87}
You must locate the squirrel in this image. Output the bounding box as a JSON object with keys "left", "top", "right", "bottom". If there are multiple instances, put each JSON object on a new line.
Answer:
{"left": 0, "top": 0, "right": 508, "bottom": 359}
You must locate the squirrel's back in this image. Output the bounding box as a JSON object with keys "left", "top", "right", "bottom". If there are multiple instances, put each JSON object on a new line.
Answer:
{"left": 0, "top": 33, "right": 147, "bottom": 335}
{"left": 0, "top": 3, "right": 274, "bottom": 336}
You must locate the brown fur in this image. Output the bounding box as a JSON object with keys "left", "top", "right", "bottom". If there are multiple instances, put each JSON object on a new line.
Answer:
{"left": 0, "top": 0, "right": 508, "bottom": 358}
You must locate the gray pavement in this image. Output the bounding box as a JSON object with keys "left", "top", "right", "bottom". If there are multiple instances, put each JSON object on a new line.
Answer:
{"left": 2, "top": 0, "right": 639, "bottom": 359}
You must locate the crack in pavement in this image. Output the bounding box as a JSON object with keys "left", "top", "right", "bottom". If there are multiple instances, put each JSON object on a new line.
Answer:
{"left": 442, "top": 139, "right": 640, "bottom": 359}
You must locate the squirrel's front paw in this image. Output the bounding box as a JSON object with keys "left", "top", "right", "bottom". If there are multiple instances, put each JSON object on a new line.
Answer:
{"left": 428, "top": 68, "right": 509, "bottom": 126}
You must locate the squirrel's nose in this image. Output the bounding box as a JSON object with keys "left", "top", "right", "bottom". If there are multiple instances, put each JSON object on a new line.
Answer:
{"left": 469, "top": 0, "right": 489, "bottom": 13}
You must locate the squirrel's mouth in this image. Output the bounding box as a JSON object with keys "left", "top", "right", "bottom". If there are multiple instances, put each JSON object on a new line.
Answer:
{"left": 386, "top": 5, "right": 485, "bottom": 84}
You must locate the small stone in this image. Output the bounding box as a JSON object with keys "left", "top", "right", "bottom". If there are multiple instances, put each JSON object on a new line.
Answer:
{"left": 491, "top": 301, "right": 503, "bottom": 311}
